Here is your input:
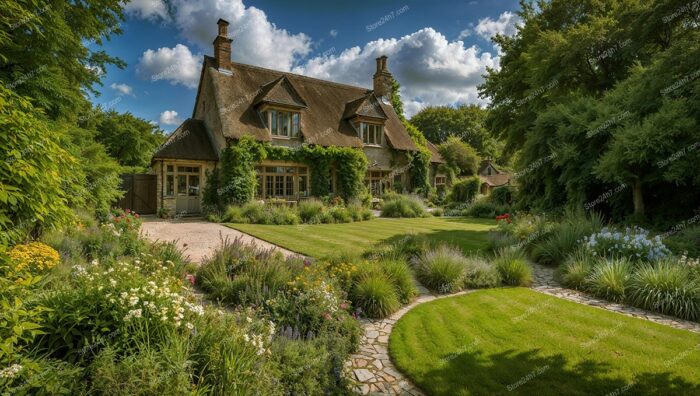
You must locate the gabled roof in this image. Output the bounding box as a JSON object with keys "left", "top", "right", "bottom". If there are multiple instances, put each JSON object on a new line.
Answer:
{"left": 253, "top": 76, "right": 307, "bottom": 108}
{"left": 343, "top": 93, "right": 387, "bottom": 120}
{"left": 481, "top": 173, "right": 512, "bottom": 187}
{"left": 203, "top": 56, "right": 417, "bottom": 151}
{"left": 478, "top": 159, "right": 503, "bottom": 175}
{"left": 152, "top": 119, "right": 218, "bottom": 161}
{"left": 426, "top": 141, "right": 446, "bottom": 163}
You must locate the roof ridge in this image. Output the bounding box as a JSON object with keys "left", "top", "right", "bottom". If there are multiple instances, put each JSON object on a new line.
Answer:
{"left": 204, "top": 55, "right": 372, "bottom": 93}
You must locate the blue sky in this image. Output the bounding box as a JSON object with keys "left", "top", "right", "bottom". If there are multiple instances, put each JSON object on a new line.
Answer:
{"left": 94, "top": 0, "right": 522, "bottom": 133}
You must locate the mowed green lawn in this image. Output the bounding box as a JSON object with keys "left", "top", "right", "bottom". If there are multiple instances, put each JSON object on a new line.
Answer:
{"left": 227, "top": 217, "right": 494, "bottom": 258}
{"left": 389, "top": 288, "right": 700, "bottom": 396}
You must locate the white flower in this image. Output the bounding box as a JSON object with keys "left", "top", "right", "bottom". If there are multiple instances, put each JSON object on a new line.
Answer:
{"left": 129, "top": 296, "right": 139, "bottom": 306}
{"left": 0, "top": 364, "right": 22, "bottom": 379}
{"left": 185, "top": 322, "right": 194, "bottom": 330}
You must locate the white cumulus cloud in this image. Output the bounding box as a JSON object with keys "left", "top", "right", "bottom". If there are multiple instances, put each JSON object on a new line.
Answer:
{"left": 167, "top": 0, "right": 312, "bottom": 71}
{"left": 294, "top": 28, "right": 498, "bottom": 117}
{"left": 474, "top": 11, "right": 522, "bottom": 40}
{"left": 110, "top": 82, "right": 135, "bottom": 96}
{"left": 123, "top": 0, "right": 169, "bottom": 21}
{"left": 329, "top": 29, "right": 338, "bottom": 38}
{"left": 136, "top": 44, "right": 202, "bottom": 89}
{"left": 159, "top": 110, "right": 182, "bottom": 125}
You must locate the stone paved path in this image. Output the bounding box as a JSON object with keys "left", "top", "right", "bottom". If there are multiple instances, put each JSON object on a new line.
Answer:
{"left": 530, "top": 262, "right": 700, "bottom": 333}
{"left": 345, "top": 284, "right": 471, "bottom": 395}
{"left": 140, "top": 217, "right": 299, "bottom": 263}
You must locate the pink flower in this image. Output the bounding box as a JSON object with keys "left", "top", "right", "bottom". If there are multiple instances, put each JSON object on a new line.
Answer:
{"left": 185, "top": 274, "right": 196, "bottom": 285}
{"left": 339, "top": 302, "right": 349, "bottom": 310}
{"left": 126, "top": 209, "right": 131, "bottom": 214}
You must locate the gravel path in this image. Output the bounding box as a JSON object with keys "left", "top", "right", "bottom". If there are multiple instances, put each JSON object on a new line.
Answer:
{"left": 140, "top": 217, "right": 299, "bottom": 263}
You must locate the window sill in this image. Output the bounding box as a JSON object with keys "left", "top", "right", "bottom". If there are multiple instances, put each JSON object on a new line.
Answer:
{"left": 271, "top": 135, "right": 301, "bottom": 140}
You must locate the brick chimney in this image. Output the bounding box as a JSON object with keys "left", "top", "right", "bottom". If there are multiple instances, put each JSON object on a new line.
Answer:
{"left": 373, "top": 55, "right": 393, "bottom": 99}
{"left": 213, "top": 19, "right": 233, "bottom": 71}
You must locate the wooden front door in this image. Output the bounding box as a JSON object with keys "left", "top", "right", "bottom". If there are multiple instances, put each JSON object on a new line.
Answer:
{"left": 174, "top": 166, "right": 201, "bottom": 213}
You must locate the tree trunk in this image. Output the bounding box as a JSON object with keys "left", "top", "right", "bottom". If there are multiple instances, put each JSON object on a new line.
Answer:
{"left": 632, "top": 177, "right": 644, "bottom": 216}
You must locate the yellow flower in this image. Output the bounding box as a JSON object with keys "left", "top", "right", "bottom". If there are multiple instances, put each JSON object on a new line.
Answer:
{"left": 8, "top": 242, "right": 60, "bottom": 275}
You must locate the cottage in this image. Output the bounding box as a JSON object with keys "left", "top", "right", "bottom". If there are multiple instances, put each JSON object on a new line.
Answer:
{"left": 478, "top": 159, "right": 512, "bottom": 195}
{"left": 152, "top": 19, "right": 443, "bottom": 214}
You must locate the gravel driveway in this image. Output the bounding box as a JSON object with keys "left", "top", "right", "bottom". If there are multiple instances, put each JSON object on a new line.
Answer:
{"left": 140, "top": 217, "right": 299, "bottom": 263}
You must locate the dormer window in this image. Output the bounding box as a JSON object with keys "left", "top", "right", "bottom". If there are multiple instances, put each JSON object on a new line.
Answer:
{"left": 360, "top": 122, "right": 382, "bottom": 145}
{"left": 266, "top": 110, "right": 300, "bottom": 138}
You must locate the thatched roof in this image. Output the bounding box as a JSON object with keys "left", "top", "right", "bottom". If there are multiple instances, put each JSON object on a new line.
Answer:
{"left": 202, "top": 56, "right": 417, "bottom": 151}
{"left": 426, "top": 141, "right": 446, "bottom": 163}
{"left": 152, "top": 119, "right": 218, "bottom": 161}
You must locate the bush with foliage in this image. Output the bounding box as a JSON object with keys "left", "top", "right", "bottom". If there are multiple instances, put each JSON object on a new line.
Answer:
{"left": 416, "top": 245, "right": 466, "bottom": 293}
{"left": 489, "top": 186, "right": 514, "bottom": 205}
{"left": 493, "top": 247, "right": 532, "bottom": 286}
{"left": 462, "top": 198, "right": 509, "bottom": 218}
{"left": 438, "top": 136, "right": 481, "bottom": 176}
{"left": 664, "top": 225, "right": 700, "bottom": 258}
{"left": 380, "top": 194, "right": 427, "bottom": 218}
{"left": 449, "top": 177, "right": 481, "bottom": 203}
{"left": 7, "top": 242, "right": 60, "bottom": 275}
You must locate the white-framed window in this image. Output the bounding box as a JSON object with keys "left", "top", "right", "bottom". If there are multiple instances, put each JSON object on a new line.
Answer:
{"left": 266, "top": 110, "right": 300, "bottom": 138}
{"left": 360, "top": 123, "right": 382, "bottom": 145}
{"left": 435, "top": 176, "right": 447, "bottom": 186}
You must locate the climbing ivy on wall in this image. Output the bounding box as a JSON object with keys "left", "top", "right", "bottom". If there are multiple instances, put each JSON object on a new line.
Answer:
{"left": 204, "top": 137, "right": 368, "bottom": 210}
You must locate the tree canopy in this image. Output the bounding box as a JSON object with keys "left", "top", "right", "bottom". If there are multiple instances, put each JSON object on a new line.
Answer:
{"left": 479, "top": 0, "right": 700, "bottom": 223}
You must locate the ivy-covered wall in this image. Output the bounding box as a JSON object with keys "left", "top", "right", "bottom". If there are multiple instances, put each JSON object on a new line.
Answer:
{"left": 203, "top": 137, "right": 369, "bottom": 209}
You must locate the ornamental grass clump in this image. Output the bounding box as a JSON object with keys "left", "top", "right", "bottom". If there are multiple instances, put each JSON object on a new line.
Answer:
{"left": 582, "top": 226, "right": 671, "bottom": 262}
{"left": 585, "top": 258, "right": 631, "bottom": 302}
{"left": 298, "top": 198, "right": 325, "bottom": 223}
{"left": 416, "top": 245, "right": 466, "bottom": 293}
{"left": 381, "top": 194, "right": 428, "bottom": 218}
{"left": 627, "top": 260, "right": 700, "bottom": 321}
{"left": 351, "top": 273, "right": 400, "bottom": 318}
{"left": 379, "top": 258, "right": 418, "bottom": 304}
{"left": 559, "top": 249, "right": 595, "bottom": 290}
{"left": 493, "top": 247, "right": 532, "bottom": 286}
{"left": 531, "top": 211, "right": 603, "bottom": 266}
{"left": 463, "top": 255, "right": 501, "bottom": 288}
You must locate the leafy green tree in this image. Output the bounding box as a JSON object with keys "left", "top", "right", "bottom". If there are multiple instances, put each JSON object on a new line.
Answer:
{"left": 89, "top": 110, "right": 165, "bottom": 170}
{"left": 438, "top": 136, "right": 481, "bottom": 176}
{"left": 0, "top": 86, "right": 73, "bottom": 245}
{"left": 410, "top": 105, "right": 502, "bottom": 160}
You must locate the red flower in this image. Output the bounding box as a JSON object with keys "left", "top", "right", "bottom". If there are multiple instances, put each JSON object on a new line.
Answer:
{"left": 185, "top": 274, "right": 196, "bottom": 286}
{"left": 126, "top": 209, "right": 131, "bottom": 214}
{"left": 134, "top": 213, "right": 140, "bottom": 218}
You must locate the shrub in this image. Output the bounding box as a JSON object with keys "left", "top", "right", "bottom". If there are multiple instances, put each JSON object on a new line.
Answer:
{"left": 462, "top": 199, "right": 508, "bottom": 218}
{"left": 269, "top": 205, "right": 299, "bottom": 225}
{"left": 379, "top": 259, "right": 418, "bottom": 303}
{"left": 298, "top": 199, "right": 325, "bottom": 223}
{"left": 585, "top": 258, "right": 631, "bottom": 302}
{"left": 489, "top": 186, "right": 514, "bottom": 205}
{"left": 328, "top": 207, "right": 352, "bottom": 223}
{"left": 431, "top": 208, "right": 444, "bottom": 217}
{"left": 582, "top": 226, "right": 671, "bottom": 262}
{"left": 198, "top": 237, "right": 292, "bottom": 306}
{"left": 449, "top": 177, "right": 481, "bottom": 203}
{"left": 493, "top": 248, "right": 532, "bottom": 286}
{"left": 416, "top": 245, "right": 466, "bottom": 293}
{"left": 351, "top": 273, "right": 400, "bottom": 318}
{"left": 269, "top": 337, "right": 342, "bottom": 395}
{"left": 665, "top": 226, "right": 700, "bottom": 258}
{"left": 463, "top": 256, "right": 501, "bottom": 288}
{"left": 559, "top": 249, "right": 594, "bottom": 289}
{"left": 222, "top": 205, "right": 247, "bottom": 223}
{"left": 381, "top": 194, "right": 427, "bottom": 218}
{"left": 8, "top": 242, "right": 60, "bottom": 275}
{"left": 627, "top": 261, "right": 700, "bottom": 321}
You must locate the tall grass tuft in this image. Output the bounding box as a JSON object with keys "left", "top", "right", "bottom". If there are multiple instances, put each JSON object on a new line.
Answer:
{"left": 559, "top": 249, "right": 595, "bottom": 290}
{"left": 585, "top": 258, "right": 631, "bottom": 302}
{"left": 415, "top": 245, "right": 466, "bottom": 293}
{"left": 381, "top": 194, "right": 428, "bottom": 218}
{"left": 380, "top": 259, "right": 418, "bottom": 303}
{"left": 463, "top": 255, "right": 501, "bottom": 288}
{"left": 493, "top": 247, "right": 532, "bottom": 286}
{"left": 628, "top": 260, "right": 700, "bottom": 321}
{"left": 531, "top": 211, "right": 603, "bottom": 266}
{"left": 351, "top": 273, "right": 400, "bottom": 318}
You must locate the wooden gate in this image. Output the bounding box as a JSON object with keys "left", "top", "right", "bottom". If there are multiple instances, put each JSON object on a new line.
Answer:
{"left": 116, "top": 174, "right": 157, "bottom": 214}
